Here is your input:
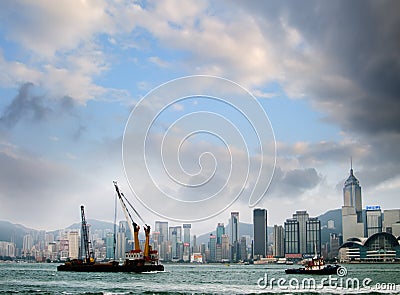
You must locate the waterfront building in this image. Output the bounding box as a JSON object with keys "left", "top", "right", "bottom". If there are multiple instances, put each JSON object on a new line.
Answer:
{"left": 183, "top": 224, "right": 191, "bottom": 244}
{"left": 183, "top": 242, "right": 191, "bottom": 262}
{"left": 253, "top": 208, "right": 268, "bottom": 258}
{"left": 171, "top": 229, "right": 178, "bottom": 260}
{"left": 68, "top": 231, "right": 79, "bottom": 259}
{"left": 221, "top": 234, "right": 230, "bottom": 261}
{"left": 284, "top": 210, "right": 321, "bottom": 258}
{"left": 0, "top": 241, "right": 16, "bottom": 257}
{"left": 329, "top": 233, "right": 340, "bottom": 259}
{"left": 383, "top": 209, "right": 400, "bottom": 237}
{"left": 240, "top": 236, "right": 247, "bottom": 261}
{"left": 365, "top": 206, "right": 383, "bottom": 237}
{"left": 216, "top": 223, "right": 225, "bottom": 245}
{"left": 209, "top": 234, "right": 217, "bottom": 262}
{"left": 22, "top": 234, "right": 33, "bottom": 257}
{"left": 169, "top": 226, "right": 182, "bottom": 243}
{"left": 230, "top": 212, "right": 239, "bottom": 262}
{"left": 342, "top": 163, "right": 364, "bottom": 241}
{"left": 273, "top": 225, "right": 284, "bottom": 257}
{"left": 105, "top": 232, "right": 114, "bottom": 260}
{"left": 339, "top": 232, "right": 400, "bottom": 262}
{"left": 284, "top": 218, "right": 300, "bottom": 257}
{"left": 306, "top": 218, "right": 321, "bottom": 254}
{"left": 116, "top": 221, "right": 127, "bottom": 260}
{"left": 293, "top": 210, "right": 309, "bottom": 254}
{"left": 155, "top": 221, "right": 168, "bottom": 243}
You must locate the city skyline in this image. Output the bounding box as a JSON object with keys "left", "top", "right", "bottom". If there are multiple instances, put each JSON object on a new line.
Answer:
{"left": 0, "top": 1, "right": 399, "bottom": 234}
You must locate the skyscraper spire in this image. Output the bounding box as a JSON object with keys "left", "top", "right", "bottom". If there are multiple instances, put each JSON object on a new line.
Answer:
{"left": 350, "top": 156, "right": 353, "bottom": 175}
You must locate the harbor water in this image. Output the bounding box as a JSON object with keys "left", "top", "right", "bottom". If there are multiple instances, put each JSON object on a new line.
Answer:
{"left": 0, "top": 262, "right": 399, "bottom": 294}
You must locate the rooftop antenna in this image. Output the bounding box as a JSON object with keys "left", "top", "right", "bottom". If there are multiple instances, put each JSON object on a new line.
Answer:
{"left": 350, "top": 156, "right": 353, "bottom": 175}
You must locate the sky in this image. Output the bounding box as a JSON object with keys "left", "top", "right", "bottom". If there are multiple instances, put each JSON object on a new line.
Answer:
{"left": 0, "top": 0, "right": 399, "bottom": 235}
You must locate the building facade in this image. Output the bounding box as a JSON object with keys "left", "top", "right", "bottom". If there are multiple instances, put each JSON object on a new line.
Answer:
{"left": 253, "top": 208, "right": 268, "bottom": 258}
{"left": 273, "top": 225, "right": 284, "bottom": 257}
{"left": 342, "top": 164, "right": 364, "bottom": 241}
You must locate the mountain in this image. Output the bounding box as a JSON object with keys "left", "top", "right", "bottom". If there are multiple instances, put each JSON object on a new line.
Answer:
{"left": 0, "top": 221, "right": 36, "bottom": 248}
{"left": 195, "top": 208, "right": 342, "bottom": 246}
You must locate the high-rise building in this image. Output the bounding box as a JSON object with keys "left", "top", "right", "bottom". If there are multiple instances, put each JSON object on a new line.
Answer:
{"left": 155, "top": 221, "right": 168, "bottom": 243}
{"left": 216, "top": 223, "right": 225, "bottom": 245}
{"left": 293, "top": 210, "right": 309, "bottom": 254}
{"left": 171, "top": 229, "right": 178, "bottom": 260}
{"left": 342, "top": 163, "right": 364, "bottom": 241}
{"left": 22, "top": 234, "right": 33, "bottom": 257}
{"left": 221, "top": 234, "right": 230, "bottom": 261}
{"left": 240, "top": 236, "right": 247, "bottom": 261}
{"left": 169, "top": 226, "right": 182, "bottom": 243}
{"left": 209, "top": 234, "right": 217, "bottom": 262}
{"left": 68, "top": 231, "right": 80, "bottom": 259}
{"left": 329, "top": 233, "right": 340, "bottom": 259}
{"left": 273, "top": 225, "right": 284, "bottom": 257}
{"left": 105, "top": 233, "right": 114, "bottom": 260}
{"left": 116, "top": 221, "right": 127, "bottom": 260}
{"left": 183, "top": 224, "right": 191, "bottom": 244}
{"left": 306, "top": 218, "right": 321, "bottom": 254}
{"left": 284, "top": 211, "right": 321, "bottom": 257}
{"left": 253, "top": 208, "right": 268, "bottom": 258}
{"left": 383, "top": 209, "right": 400, "bottom": 236}
{"left": 284, "top": 219, "right": 299, "bottom": 256}
{"left": 365, "top": 206, "right": 383, "bottom": 237}
{"left": 230, "top": 212, "right": 239, "bottom": 262}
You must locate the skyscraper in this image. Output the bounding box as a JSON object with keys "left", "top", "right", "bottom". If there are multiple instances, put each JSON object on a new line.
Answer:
{"left": 342, "top": 162, "right": 364, "bottom": 241}
{"left": 68, "top": 231, "right": 79, "bottom": 260}
{"left": 293, "top": 210, "right": 309, "bottom": 254}
{"left": 253, "top": 208, "right": 268, "bottom": 258}
{"left": 169, "top": 226, "right": 182, "bottom": 242}
{"left": 216, "top": 223, "right": 225, "bottom": 245}
{"left": 209, "top": 234, "right": 217, "bottom": 262}
{"left": 273, "top": 225, "right": 284, "bottom": 257}
{"left": 365, "top": 206, "right": 382, "bottom": 237}
{"left": 155, "top": 221, "right": 168, "bottom": 243}
{"left": 183, "top": 224, "right": 191, "bottom": 244}
{"left": 116, "top": 221, "right": 127, "bottom": 260}
{"left": 230, "top": 212, "right": 239, "bottom": 261}
{"left": 306, "top": 217, "right": 321, "bottom": 255}
{"left": 284, "top": 210, "right": 321, "bottom": 257}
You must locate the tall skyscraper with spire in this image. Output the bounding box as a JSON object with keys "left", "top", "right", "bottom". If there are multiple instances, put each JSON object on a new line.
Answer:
{"left": 342, "top": 160, "right": 364, "bottom": 241}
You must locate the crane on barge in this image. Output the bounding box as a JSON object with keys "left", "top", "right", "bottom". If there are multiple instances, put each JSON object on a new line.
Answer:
{"left": 80, "top": 205, "right": 94, "bottom": 264}
{"left": 57, "top": 182, "right": 163, "bottom": 272}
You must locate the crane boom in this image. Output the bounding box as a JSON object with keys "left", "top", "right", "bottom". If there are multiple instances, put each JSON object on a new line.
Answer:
{"left": 113, "top": 181, "right": 141, "bottom": 251}
{"left": 80, "top": 205, "right": 93, "bottom": 263}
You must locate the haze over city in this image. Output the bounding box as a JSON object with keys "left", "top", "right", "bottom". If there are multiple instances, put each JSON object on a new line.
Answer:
{"left": 0, "top": 1, "right": 399, "bottom": 235}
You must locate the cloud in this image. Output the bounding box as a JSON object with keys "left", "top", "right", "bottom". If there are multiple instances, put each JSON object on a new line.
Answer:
{"left": 0, "top": 83, "right": 75, "bottom": 129}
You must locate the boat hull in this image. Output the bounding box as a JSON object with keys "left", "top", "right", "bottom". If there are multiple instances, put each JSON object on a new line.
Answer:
{"left": 285, "top": 265, "right": 340, "bottom": 275}
{"left": 57, "top": 261, "right": 164, "bottom": 273}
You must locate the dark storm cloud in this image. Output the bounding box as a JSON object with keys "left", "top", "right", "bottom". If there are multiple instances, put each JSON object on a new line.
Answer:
{"left": 0, "top": 83, "right": 51, "bottom": 128}
{"left": 234, "top": 0, "right": 400, "bottom": 195}
{"left": 239, "top": 0, "right": 400, "bottom": 136}
{"left": 0, "top": 83, "right": 76, "bottom": 129}
{"left": 268, "top": 167, "right": 322, "bottom": 198}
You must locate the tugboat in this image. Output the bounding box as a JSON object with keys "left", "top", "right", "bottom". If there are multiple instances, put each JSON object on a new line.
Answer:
{"left": 285, "top": 256, "right": 340, "bottom": 275}
{"left": 285, "top": 244, "right": 340, "bottom": 275}
{"left": 57, "top": 182, "right": 164, "bottom": 273}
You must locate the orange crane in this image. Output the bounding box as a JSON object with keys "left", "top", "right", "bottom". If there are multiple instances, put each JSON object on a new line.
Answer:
{"left": 113, "top": 181, "right": 150, "bottom": 258}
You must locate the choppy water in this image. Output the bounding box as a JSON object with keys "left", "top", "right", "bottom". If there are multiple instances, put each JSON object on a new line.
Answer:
{"left": 0, "top": 262, "right": 399, "bottom": 294}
